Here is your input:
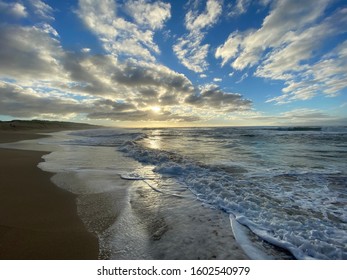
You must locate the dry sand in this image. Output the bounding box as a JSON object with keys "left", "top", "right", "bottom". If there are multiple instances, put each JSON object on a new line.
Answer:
{"left": 0, "top": 122, "right": 99, "bottom": 259}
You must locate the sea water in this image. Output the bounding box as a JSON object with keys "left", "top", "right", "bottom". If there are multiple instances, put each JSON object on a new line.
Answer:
{"left": 32, "top": 127, "right": 347, "bottom": 259}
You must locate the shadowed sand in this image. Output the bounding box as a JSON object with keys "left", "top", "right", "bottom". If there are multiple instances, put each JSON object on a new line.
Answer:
{"left": 0, "top": 121, "right": 99, "bottom": 259}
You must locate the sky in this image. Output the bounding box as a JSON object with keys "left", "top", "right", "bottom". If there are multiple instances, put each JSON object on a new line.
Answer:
{"left": 0, "top": 0, "right": 346, "bottom": 127}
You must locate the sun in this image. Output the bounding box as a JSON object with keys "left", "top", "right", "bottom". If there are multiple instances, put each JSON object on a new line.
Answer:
{"left": 151, "top": 106, "right": 161, "bottom": 113}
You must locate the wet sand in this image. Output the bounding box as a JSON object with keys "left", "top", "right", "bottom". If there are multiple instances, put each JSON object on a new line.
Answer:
{"left": 0, "top": 128, "right": 99, "bottom": 259}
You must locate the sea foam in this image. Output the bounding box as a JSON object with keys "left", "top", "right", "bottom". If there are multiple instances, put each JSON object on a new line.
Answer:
{"left": 117, "top": 127, "right": 347, "bottom": 260}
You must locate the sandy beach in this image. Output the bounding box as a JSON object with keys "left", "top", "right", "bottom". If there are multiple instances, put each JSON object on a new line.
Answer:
{"left": 0, "top": 121, "right": 250, "bottom": 260}
{"left": 0, "top": 121, "right": 99, "bottom": 259}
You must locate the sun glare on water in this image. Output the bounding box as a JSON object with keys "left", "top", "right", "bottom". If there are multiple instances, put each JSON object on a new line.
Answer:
{"left": 151, "top": 106, "right": 161, "bottom": 113}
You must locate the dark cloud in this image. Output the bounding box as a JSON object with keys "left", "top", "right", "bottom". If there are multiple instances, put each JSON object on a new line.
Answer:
{"left": 0, "top": 81, "right": 199, "bottom": 122}
{"left": 0, "top": 82, "right": 86, "bottom": 118}
{"left": 185, "top": 85, "right": 252, "bottom": 111}
{"left": 62, "top": 56, "right": 196, "bottom": 108}
{"left": 88, "top": 110, "right": 148, "bottom": 122}
{"left": 88, "top": 109, "right": 200, "bottom": 122}
{"left": 112, "top": 62, "right": 193, "bottom": 93}
{"left": 158, "top": 93, "right": 178, "bottom": 106}
{"left": 92, "top": 99, "right": 137, "bottom": 111}
{"left": 0, "top": 24, "right": 62, "bottom": 80}
{"left": 61, "top": 53, "right": 117, "bottom": 96}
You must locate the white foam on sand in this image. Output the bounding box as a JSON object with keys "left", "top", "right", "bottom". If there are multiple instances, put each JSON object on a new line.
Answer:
{"left": 229, "top": 214, "right": 273, "bottom": 260}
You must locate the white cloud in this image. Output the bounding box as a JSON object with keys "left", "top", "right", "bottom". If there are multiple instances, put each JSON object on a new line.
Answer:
{"left": 216, "top": 0, "right": 347, "bottom": 104}
{"left": 213, "top": 77, "right": 222, "bottom": 82}
{"left": 77, "top": 0, "right": 170, "bottom": 62}
{"left": 200, "top": 74, "right": 207, "bottom": 78}
{"left": 125, "top": 0, "right": 171, "bottom": 30}
{"left": 173, "top": 31, "right": 209, "bottom": 73}
{"left": 236, "top": 73, "right": 248, "bottom": 83}
{"left": 12, "top": 2, "right": 27, "bottom": 17}
{"left": 36, "top": 23, "right": 59, "bottom": 37}
{"left": 267, "top": 39, "right": 347, "bottom": 104}
{"left": 174, "top": 0, "right": 222, "bottom": 73}
{"left": 0, "top": 1, "right": 27, "bottom": 18}
{"left": 215, "top": 31, "right": 244, "bottom": 66}
{"left": 216, "top": 0, "right": 331, "bottom": 69}
{"left": 30, "top": 0, "right": 54, "bottom": 20}
{"left": 256, "top": 8, "right": 347, "bottom": 81}
{"left": 185, "top": 0, "right": 222, "bottom": 31}
{"left": 77, "top": 0, "right": 117, "bottom": 37}
{"left": 81, "top": 48, "right": 91, "bottom": 53}
{"left": 228, "top": 0, "right": 251, "bottom": 17}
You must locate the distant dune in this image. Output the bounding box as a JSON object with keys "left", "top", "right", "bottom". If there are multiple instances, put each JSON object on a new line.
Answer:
{"left": 0, "top": 120, "right": 99, "bottom": 131}
{"left": 0, "top": 120, "right": 100, "bottom": 143}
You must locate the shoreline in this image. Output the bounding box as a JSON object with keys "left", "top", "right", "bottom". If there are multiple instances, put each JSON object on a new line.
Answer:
{"left": 0, "top": 126, "right": 251, "bottom": 260}
{"left": 0, "top": 130, "right": 99, "bottom": 259}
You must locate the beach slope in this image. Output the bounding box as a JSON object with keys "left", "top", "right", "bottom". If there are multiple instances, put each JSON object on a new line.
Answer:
{"left": 0, "top": 120, "right": 99, "bottom": 259}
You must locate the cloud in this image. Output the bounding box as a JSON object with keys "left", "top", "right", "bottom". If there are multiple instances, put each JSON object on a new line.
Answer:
{"left": 216, "top": 0, "right": 347, "bottom": 103}
{"left": 0, "top": 81, "right": 87, "bottom": 118}
{"left": 267, "top": 39, "right": 347, "bottom": 104}
{"left": 77, "top": 0, "right": 117, "bottom": 37}
{"left": 81, "top": 48, "right": 91, "bottom": 53}
{"left": 0, "top": 80, "right": 199, "bottom": 123}
{"left": 77, "top": 0, "right": 170, "bottom": 61}
{"left": 29, "top": 0, "right": 54, "bottom": 20}
{"left": 228, "top": 0, "right": 251, "bottom": 17}
{"left": 111, "top": 61, "right": 193, "bottom": 94}
{"left": 0, "top": 24, "right": 64, "bottom": 80}
{"left": 173, "top": 31, "right": 209, "bottom": 72}
{"left": 243, "top": 108, "right": 347, "bottom": 126}
{"left": 124, "top": 0, "right": 171, "bottom": 30}
{"left": 0, "top": 20, "right": 201, "bottom": 121}
{"left": 217, "top": 0, "right": 332, "bottom": 69}
{"left": 275, "top": 108, "right": 347, "bottom": 126}
{"left": 0, "top": 0, "right": 253, "bottom": 124}
{"left": 215, "top": 31, "right": 244, "bottom": 67}
{"left": 0, "top": 1, "right": 27, "bottom": 18}
{"left": 0, "top": 29, "right": 251, "bottom": 122}
{"left": 236, "top": 73, "right": 248, "bottom": 83}
{"left": 185, "top": 84, "right": 252, "bottom": 112}
{"left": 59, "top": 52, "right": 195, "bottom": 109}
{"left": 256, "top": 8, "right": 347, "bottom": 80}
{"left": 185, "top": 0, "right": 222, "bottom": 31}
{"left": 88, "top": 109, "right": 201, "bottom": 122}
{"left": 36, "top": 23, "right": 59, "bottom": 37}
{"left": 213, "top": 77, "right": 222, "bottom": 82}
{"left": 174, "top": 0, "right": 222, "bottom": 72}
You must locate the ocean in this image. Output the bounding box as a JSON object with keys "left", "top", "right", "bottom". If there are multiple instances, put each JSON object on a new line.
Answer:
{"left": 36, "top": 126, "right": 347, "bottom": 260}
